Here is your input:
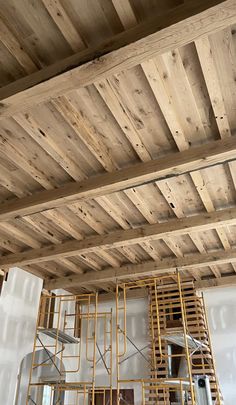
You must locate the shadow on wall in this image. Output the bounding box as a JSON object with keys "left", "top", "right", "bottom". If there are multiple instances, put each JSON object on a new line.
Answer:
{"left": 15, "top": 349, "right": 65, "bottom": 405}
{"left": 204, "top": 287, "right": 236, "bottom": 405}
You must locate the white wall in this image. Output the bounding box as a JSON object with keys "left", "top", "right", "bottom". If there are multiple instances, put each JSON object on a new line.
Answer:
{"left": 16, "top": 349, "right": 65, "bottom": 405}
{"left": 0, "top": 267, "right": 42, "bottom": 405}
{"left": 203, "top": 286, "right": 236, "bottom": 405}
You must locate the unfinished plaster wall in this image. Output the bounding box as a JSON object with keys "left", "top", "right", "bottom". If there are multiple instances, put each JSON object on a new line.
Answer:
{"left": 0, "top": 267, "right": 42, "bottom": 405}
{"left": 203, "top": 287, "right": 236, "bottom": 405}
{"left": 16, "top": 350, "right": 65, "bottom": 405}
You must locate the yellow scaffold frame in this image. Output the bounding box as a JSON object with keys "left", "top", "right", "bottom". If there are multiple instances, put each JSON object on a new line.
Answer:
{"left": 115, "top": 272, "right": 222, "bottom": 405}
{"left": 26, "top": 292, "right": 113, "bottom": 405}
{"left": 26, "top": 273, "right": 222, "bottom": 405}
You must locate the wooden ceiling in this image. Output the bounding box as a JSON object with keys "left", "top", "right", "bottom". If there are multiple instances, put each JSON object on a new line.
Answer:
{"left": 0, "top": 0, "right": 236, "bottom": 293}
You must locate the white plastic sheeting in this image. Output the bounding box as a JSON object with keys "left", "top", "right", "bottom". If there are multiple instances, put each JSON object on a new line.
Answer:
{"left": 203, "top": 287, "right": 236, "bottom": 405}
{"left": 0, "top": 267, "right": 42, "bottom": 405}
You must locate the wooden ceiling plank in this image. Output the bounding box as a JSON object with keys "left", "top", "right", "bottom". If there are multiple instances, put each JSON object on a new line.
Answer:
{"left": 44, "top": 248, "right": 236, "bottom": 290}
{"left": 0, "top": 222, "right": 41, "bottom": 249}
{"left": 142, "top": 56, "right": 217, "bottom": 278}
{"left": 0, "top": 0, "right": 235, "bottom": 118}
{"left": 52, "top": 96, "right": 118, "bottom": 172}
{"left": 78, "top": 254, "right": 101, "bottom": 271}
{"left": 156, "top": 180, "right": 203, "bottom": 280}
{"left": 195, "top": 36, "right": 231, "bottom": 137}
{"left": 0, "top": 162, "right": 32, "bottom": 198}
{"left": 41, "top": 0, "right": 85, "bottom": 52}
{"left": 22, "top": 214, "right": 64, "bottom": 244}
{"left": 13, "top": 112, "right": 87, "bottom": 181}
{"left": 0, "top": 136, "right": 235, "bottom": 221}
{"left": 69, "top": 201, "right": 141, "bottom": 265}
{"left": 93, "top": 39, "right": 168, "bottom": 263}
{"left": 193, "top": 38, "right": 234, "bottom": 266}
{"left": 0, "top": 132, "right": 117, "bottom": 274}
{"left": 0, "top": 16, "right": 38, "bottom": 74}
{"left": 20, "top": 90, "right": 158, "bottom": 266}
{"left": 1, "top": 206, "right": 236, "bottom": 267}
{"left": 96, "top": 193, "right": 161, "bottom": 261}
{"left": 111, "top": 0, "right": 137, "bottom": 29}
{"left": 0, "top": 224, "right": 68, "bottom": 279}
{"left": 44, "top": 206, "right": 121, "bottom": 268}
{"left": 59, "top": 258, "right": 83, "bottom": 274}
{"left": 141, "top": 58, "right": 189, "bottom": 151}
{"left": 124, "top": 186, "right": 191, "bottom": 268}
{"left": 95, "top": 79, "right": 151, "bottom": 162}
{"left": 0, "top": 132, "right": 54, "bottom": 190}
{"left": 12, "top": 110, "right": 124, "bottom": 270}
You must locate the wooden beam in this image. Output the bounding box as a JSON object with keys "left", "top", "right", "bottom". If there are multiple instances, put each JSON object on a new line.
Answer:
{"left": 0, "top": 137, "right": 236, "bottom": 222}
{"left": 86, "top": 288, "right": 148, "bottom": 302}
{"left": 195, "top": 274, "right": 236, "bottom": 289}
{"left": 2, "top": 205, "right": 236, "bottom": 268}
{"left": 0, "top": 0, "right": 235, "bottom": 118}
{"left": 44, "top": 248, "right": 236, "bottom": 290}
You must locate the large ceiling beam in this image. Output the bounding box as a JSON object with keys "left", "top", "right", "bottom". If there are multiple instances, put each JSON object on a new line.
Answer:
{"left": 195, "top": 274, "right": 236, "bottom": 289}
{"left": 0, "top": 137, "right": 236, "bottom": 222}
{"left": 44, "top": 248, "right": 236, "bottom": 290}
{"left": 2, "top": 205, "right": 236, "bottom": 268}
{"left": 0, "top": 0, "right": 235, "bottom": 118}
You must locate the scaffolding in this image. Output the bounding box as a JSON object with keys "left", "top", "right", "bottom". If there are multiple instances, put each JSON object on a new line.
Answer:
{"left": 27, "top": 293, "right": 113, "bottom": 405}
{"left": 26, "top": 273, "right": 223, "bottom": 405}
{"left": 116, "top": 273, "right": 223, "bottom": 405}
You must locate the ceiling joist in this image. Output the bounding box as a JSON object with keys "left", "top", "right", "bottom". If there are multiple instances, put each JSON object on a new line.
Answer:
{"left": 195, "top": 274, "right": 236, "bottom": 289}
{"left": 45, "top": 248, "right": 236, "bottom": 290}
{"left": 0, "top": 0, "right": 235, "bottom": 118}
{"left": 0, "top": 136, "right": 236, "bottom": 222}
{"left": 2, "top": 205, "right": 236, "bottom": 268}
